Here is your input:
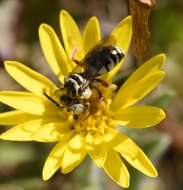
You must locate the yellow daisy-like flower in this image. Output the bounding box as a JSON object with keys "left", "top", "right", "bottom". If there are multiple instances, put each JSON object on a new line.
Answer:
{"left": 0, "top": 10, "right": 166, "bottom": 188}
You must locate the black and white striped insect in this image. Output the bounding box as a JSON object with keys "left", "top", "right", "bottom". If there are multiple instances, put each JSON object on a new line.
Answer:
{"left": 44, "top": 36, "right": 124, "bottom": 115}
{"left": 64, "top": 35, "right": 125, "bottom": 100}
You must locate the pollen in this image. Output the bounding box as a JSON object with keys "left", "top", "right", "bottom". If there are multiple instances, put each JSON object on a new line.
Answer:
{"left": 67, "top": 97, "right": 115, "bottom": 136}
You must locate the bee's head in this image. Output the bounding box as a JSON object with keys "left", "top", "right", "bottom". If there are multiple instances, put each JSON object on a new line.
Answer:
{"left": 64, "top": 74, "right": 92, "bottom": 99}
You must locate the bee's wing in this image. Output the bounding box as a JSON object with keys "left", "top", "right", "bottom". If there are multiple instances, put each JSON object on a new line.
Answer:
{"left": 100, "top": 34, "right": 116, "bottom": 46}
{"left": 79, "top": 35, "right": 116, "bottom": 62}
{"left": 70, "top": 64, "right": 84, "bottom": 75}
{"left": 70, "top": 35, "right": 116, "bottom": 74}
{"left": 91, "top": 34, "right": 117, "bottom": 50}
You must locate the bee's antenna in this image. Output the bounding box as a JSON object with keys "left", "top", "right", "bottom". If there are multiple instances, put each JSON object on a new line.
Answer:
{"left": 43, "top": 92, "right": 63, "bottom": 109}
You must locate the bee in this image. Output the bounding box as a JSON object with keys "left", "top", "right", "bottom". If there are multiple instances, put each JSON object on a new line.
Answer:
{"left": 64, "top": 35, "right": 125, "bottom": 100}
{"left": 44, "top": 35, "right": 124, "bottom": 115}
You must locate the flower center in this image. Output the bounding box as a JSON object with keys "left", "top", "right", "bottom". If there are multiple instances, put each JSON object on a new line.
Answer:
{"left": 68, "top": 98, "right": 115, "bottom": 136}
{"left": 47, "top": 82, "right": 116, "bottom": 136}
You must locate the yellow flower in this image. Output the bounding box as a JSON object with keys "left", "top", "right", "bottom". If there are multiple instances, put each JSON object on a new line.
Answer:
{"left": 0, "top": 10, "right": 165, "bottom": 188}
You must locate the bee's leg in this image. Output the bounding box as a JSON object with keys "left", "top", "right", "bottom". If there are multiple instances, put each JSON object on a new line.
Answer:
{"left": 72, "top": 59, "right": 81, "bottom": 65}
{"left": 44, "top": 92, "right": 63, "bottom": 109}
{"left": 59, "top": 84, "right": 64, "bottom": 90}
{"left": 83, "top": 101, "right": 90, "bottom": 111}
{"left": 90, "top": 84, "right": 102, "bottom": 100}
{"left": 82, "top": 102, "right": 91, "bottom": 120}
{"left": 70, "top": 47, "right": 78, "bottom": 59}
{"left": 70, "top": 47, "right": 81, "bottom": 65}
{"left": 53, "top": 85, "right": 65, "bottom": 97}
{"left": 93, "top": 78, "right": 117, "bottom": 90}
{"left": 93, "top": 78, "right": 109, "bottom": 87}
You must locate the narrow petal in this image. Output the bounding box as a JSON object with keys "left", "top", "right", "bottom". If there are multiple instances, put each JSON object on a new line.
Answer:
{"left": 68, "top": 133, "right": 85, "bottom": 150}
{"left": 32, "top": 122, "right": 72, "bottom": 142}
{"left": 104, "top": 128, "right": 139, "bottom": 159}
{"left": 105, "top": 128, "right": 157, "bottom": 177}
{"left": 111, "top": 71, "right": 165, "bottom": 110}
{"left": 0, "top": 111, "right": 37, "bottom": 126}
{"left": 61, "top": 134, "right": 86, "bottom": 174}
{"left": 88, "top": 144, "right": 107, "bottom": 168}
{"left": 0, "top": 91, "right": 55, "bottom": 115}
{"left": 43, "top": 142, "right": 66, "bottom": 181}
{"left": 103, "top": 16, "right": 132, "bottom": 81}
{"left": 121, "top": 54, "right": 166, "bottom": 89}
{"left": 103, "top": 149, "right": 130, "bottom": 188}
{"left": 111, "top": 54, "right": 166, "bottom": 110}
{"left": 4, "top": 61, "right": 57, "bottom": 95}
{"left": 113, "top": 106, "right": 166, "bottom": 128}
{"left": 122, "top": 148, "right": 158, "bottom": 177}
{"left": 39, "top": 24, "right": 74, "bottom": 83}
{"left": 83, "top": 16, "right": 101, "bottom": 55}
{"left": 60, "top": 10, "right": 83, "bottom": 60}
{"left": 86, "top": 133, "right": 107, "bottom": 167}
{"left": 112, "top": 16, "right": 132, "bottom": 52}
{"left": 0, "top": 119, "right": 42, "bottom": 141}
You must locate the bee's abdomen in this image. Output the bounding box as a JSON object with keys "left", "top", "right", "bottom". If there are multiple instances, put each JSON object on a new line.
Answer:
{"left": 95, "top": 46, "right": 124, "bottom": 75}
{"left": 82, "top": 46, "right": 124, "bottom": 79}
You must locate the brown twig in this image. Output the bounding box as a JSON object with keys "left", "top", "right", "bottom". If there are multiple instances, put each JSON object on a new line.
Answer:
{"left": 129, "top": 0, "right": 183, "bottom": 155}
{"left": 129, "top": 0, "right": 156, "bottom": 64}
{"left": 136, "top": 0, "right": 156, "bottom": 7}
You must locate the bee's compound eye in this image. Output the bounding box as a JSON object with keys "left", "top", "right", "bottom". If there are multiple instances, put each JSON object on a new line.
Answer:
{"left": 71, "top": 74, "right": 83, "bottom": 85}
{"left": 72, "top": 75, "right": 78, "bottom": 80}
{"left": 71, "top": 103, "right": 85, "bottom": 114}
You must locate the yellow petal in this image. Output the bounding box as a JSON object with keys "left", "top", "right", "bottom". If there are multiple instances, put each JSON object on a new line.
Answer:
{"left": 122, "top": 148, "right": 158, "bottom": 177}
{"left": 0, "top": 91, "right": 55, "bottom": 115}
{"left": 0, "top": 119, "right": 42, "bottom": 141}
{"left": 60, "top": 10, "right": 83, "bottom": 60}
{"left": 43, "top": 142, "right": 66, "bottom": 180}
{"left": 111, "top": 71, "right": 165, "bottom": 110}
{"left": 4, "top": 61, "right": 57, "bottom": 95}
{"left": 83, "top": 16, "right": 101, "bottom": 55}
{"left": 61, "top": 134, "right": 86, "bottom": 174}
{"left": 86, "top": 133, "right": 107, "bottom": 168}
{"left": 112, "top": 16, "right": 132, "bottom": 52}
{"left": 0, "top": 111, "right": 37, "bottom": 126}
{"left": 113, "top": 106, "right": 166, "bottom": 128}
{"left": 105, "top": 129, "right": 157, "bottom": 177}
{"left": 103, "top": 149, "right": 130, "bottom": 188}
{"left": 88, "top": 145, "right": 107, "bottom": 168}
{"left": 103, "top": 16, "right": 132, "bottom": 81}
{"left": 104, "top": 128, "right": 138, "bottom": 159}
{"left": 32, "top": 122, "right": 71, "bottom": 142}
{"left": 122, "top": 54, "right": 166, "bottom": 89}
{"left": 68, "top": 133, "right": 84, "bottom": 150}
{"left": 111, "top": 54, "right": 166, "bottom": 110}
{"left": 39, "top": 24, "right": 74, "bottom": 83}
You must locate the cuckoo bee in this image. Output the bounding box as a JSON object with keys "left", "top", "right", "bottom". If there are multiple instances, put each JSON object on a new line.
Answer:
{"left": 64, "top": 35, "right": 125, "bottom": 100}
{"left": 44, "top": 35, "right": 125, "bottom": 115}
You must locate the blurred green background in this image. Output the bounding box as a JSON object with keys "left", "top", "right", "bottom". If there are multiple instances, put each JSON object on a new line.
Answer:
{"left": 0, "top": 0, "right": 182, "bottom": 190}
